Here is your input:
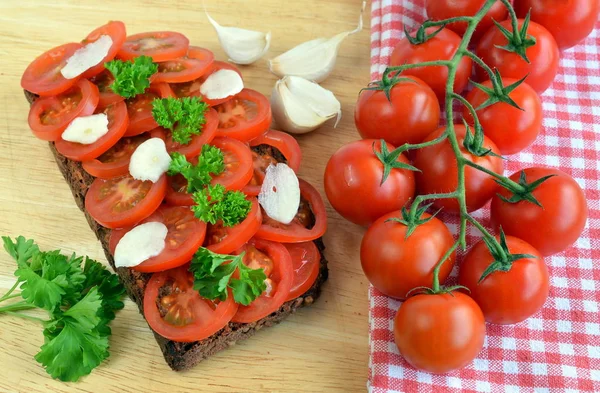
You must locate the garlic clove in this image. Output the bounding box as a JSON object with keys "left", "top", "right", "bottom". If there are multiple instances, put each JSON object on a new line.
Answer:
{"left": 206, "top": 11, "right": 271, "bottom": 65}
{"left": 258, "top": 163, "right": 300, "bottom": 225}
{"left": 269, "top": 1, "right": 365, "bottom": 83}
{"left": 271, "top": 75, "right": 341, "bottom": 134}
{"left": 200, "top": 69, "right": 244, "bottom": 100}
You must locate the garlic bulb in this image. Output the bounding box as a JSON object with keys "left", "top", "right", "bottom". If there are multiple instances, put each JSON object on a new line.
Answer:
{"left": 271, "top": 76, "right": 341, "bottom": 134}
{"left": 269, "top": 1, "right": 365, "bottom": 82}
{"left": 206, "top": 11, "right": 271, "bottom": 65}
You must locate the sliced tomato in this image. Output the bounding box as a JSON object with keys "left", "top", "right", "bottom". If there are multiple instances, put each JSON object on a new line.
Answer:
{"left": 231, "top": 238, "right": 294, "bottom": 323}
{"left": 144, "top": 265, "right": 238, "bottom": 342}
{"left": 125, "top": 83, "right": 174, "bottom": 136}
{"left": 244, "top": 130, "right": 302, "bottom": 196}
{"left": 82, "top": 128, "right": 164, "bottom": 179}
{"left": 214, "top": 89, "right": 271, "bottom": 142}
{"left": 80, "top": 21, "right": 127, "bottom": 79}
{"left": 256, "top": 179, "right": 327, "bottom": 243}
{"left": 90, "top": 69, "right": 125, "bottom": 108}
{"left": 205, "top": 198, "right": 262, "bottom": 254}
{"left": 161, "top": 107, "right": 218, "bottom": 159}
{"left": 21, "top": 42, "right": 83, "bottom": 97}
{"left": 109, "top": 205, "right": 206, "bottom": 273}
{"left": 284, "top": 242, "right": 321, "bottom": 301}
{"left": 153, "top": 47, "right": 214, "bottom": 84}
{"left": 85, "top": 174, "right": 167, "bottom": 229}
{"left": 54, "top": 101, "right": 129, "bottom": 161}
{"left": 118, "top": 31, "right": 189, "bottom": 62}
{"left": 170, "top": 60, "right": 242, "bottom": 101}
{"left": 28, "top": 78, "right": 99, "bottom": 141}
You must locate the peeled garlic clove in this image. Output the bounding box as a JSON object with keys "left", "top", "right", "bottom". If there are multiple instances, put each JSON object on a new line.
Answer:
{"left": 200, "top": 69, "right": 244, "bottom": 100}
{"left": 206, "top": 11, "right": 271, "bottom": 65}
{"left": 271, "top": 75, "right": 341, "bottom": 134}
{"left": 258, "top": 163, "right": 300, "bottom": 225}
{"left": 269, "top": 1, "right": 365, "bottom": 82}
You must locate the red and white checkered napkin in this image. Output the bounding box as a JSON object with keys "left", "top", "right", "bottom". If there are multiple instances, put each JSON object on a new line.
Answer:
{"left": 368, "top": 1, "right": 600, "bottom": 392}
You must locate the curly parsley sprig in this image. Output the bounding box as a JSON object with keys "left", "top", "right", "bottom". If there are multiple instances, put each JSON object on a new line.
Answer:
{"left": 105, "top": 56, "right": 158, "bottom": 99}
{"left": 152, "top": 97, "right": 209, "bottom": 144}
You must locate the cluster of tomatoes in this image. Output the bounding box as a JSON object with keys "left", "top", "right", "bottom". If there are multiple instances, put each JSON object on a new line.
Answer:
{"left": 324, "top": 0, "right": 594, "bottom": 373}
{"left": 22, "top": 22, "right": 328, "bottom": 342}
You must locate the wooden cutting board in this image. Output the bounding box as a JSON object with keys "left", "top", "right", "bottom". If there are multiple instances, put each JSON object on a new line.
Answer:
{"left": 0, "top": 0, "right": 371, "bottom": 392}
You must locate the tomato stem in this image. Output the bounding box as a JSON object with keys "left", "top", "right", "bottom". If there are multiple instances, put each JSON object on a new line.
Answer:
{"left": 500, "top": 0, "right": 522, "bottom": 46}
{"left": 390, "top": 134, "right": 448, "bottom": 155}
{"left": 431, "top": 240, "right": 459, "bottom": 292}
{"left": 387, "top": 60, "right": 453, "bottom": 78}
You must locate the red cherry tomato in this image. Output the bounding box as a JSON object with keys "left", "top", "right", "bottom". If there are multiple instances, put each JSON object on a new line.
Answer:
{"left": 118, "top": 31, "right": 189, "bottom": 62}
{"left": 80, "top": 21, "right": 127, "bottom": 79}
{"left": 459, "top": 236, "right": 549, "bottom": 325}
{"left": 284, "top": 242, "right": 321, "bottom": 301}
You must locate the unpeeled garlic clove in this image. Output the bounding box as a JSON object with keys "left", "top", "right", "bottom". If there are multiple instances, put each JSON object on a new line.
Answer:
{"left": 271, "top": 75, "right": 341, "bottom": 134}
{"left": 206, "top": 11, "right": 271, "bottom": 65}
{"left": 269, "top": 1, "right": 365, "bottom": 83}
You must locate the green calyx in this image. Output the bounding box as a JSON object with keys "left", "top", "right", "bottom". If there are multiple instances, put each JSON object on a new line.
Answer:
{"left": 386, "top": 203, "right": 438, "bottom": 239}
{"left": 495, "top": 170, "right": 556, "bottom": 207}
{"left": 479, "top": 229, "right": 538, "bottom": 283}
{"left": 471, "top": 69, "right": 526, "bottom": 111}
{"left": 404, "top": 24, "right": 445, "bottom": 45}
{"left": 461, "top": 119, "right": 502, "bottom": 158}
{"left": 360, "top": 74, "right": 417, "bottom": 102}
{"left": 493, "top": 9, "right": 537, "bottom": 63}
{"left": 405, "top": 284, "right": 469, "bottom": 298}
{"left": 373, "top": 140, "right": 420, "bottom": 185}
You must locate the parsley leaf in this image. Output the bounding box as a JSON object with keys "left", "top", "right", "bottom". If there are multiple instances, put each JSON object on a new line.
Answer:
{"left": 167, "top": 145, "right": 225, "bottom": 193}
{"left": 189, "top": 248, "right": 267, "bottom": 306}
{"left": 105, "top": 56, "right": 158, "bottom": 99}
{"left": 191, "top": 184, "right": 252, "bottom": 227}
{"left": 2, "top": 236, "right": 39, "bottom": 264}
{"left": 152, "top": 97, "right": 209, "bottom": 144}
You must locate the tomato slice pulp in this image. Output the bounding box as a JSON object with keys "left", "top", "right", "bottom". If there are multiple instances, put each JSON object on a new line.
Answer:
{"left": 153, "top": 46, "right": 215, "bottom": 84}
{"left": 214, "top": 89, "right": 271, "bottom": 142}
{"left": 125, "top": 83, "right": 174, "bottom": 136}
{"left": 284, "top": 242, "right": 321, "bottom": 301}
{"left": 118, "top": 31, "right": 189, "bottom": 62}
{"left": 205, "top": 198, "right": 262, "bottom": 254}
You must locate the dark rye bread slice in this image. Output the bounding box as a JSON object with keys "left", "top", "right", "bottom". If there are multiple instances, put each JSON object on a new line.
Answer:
{"left": 24, "top": 90, "right": 329, "bottom": 371}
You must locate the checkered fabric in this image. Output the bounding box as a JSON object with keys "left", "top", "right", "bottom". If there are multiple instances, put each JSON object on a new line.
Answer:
{"left": 368, "top": 1, "right": 600, "bottom": 392}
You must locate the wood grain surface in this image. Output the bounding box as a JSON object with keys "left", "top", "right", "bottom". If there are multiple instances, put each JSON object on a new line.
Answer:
{"left": 0, "top": 1, "right": 372, "bottom": 392}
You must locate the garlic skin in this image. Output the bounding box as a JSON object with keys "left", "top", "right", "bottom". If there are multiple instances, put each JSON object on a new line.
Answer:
{"left": 269, "top": 1, "right": 365, "bottom": 82}
{"left": 271, "top": 76, "right": 341, "bottom": 134}
{"left": 206, "top": 11, "right": 271, "bottom": 65}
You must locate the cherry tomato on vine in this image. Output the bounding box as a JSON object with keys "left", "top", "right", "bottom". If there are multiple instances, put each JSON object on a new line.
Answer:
{"left": 459, "top": 235, "right": 549, "bottom": 325}
{"left": 463, "top": 78, "right": 542, "bottom": 155}
{"left": 413, "top": 125, "right": 503, "bottom": 213}
{"left": 515, "top": 0, "right": 600, "bottom": 50}
{"left": 354, "top": 76, "right": 440, "bottom": 146}
{"left": 324, "top": 140, "right": 415, "bottom": 227}
{"left": 390, "top": 27, "right": 472, "bottom": 100}
{"left": 360, "top": 210, "right": 456, "bottom": 299}
{"left": 425, "top": 0, "right": 508, "bottom": 42}
{"left": 490, "top": 167, "right": 588, "bottom": 256}
{"left": 475, "top": 18, "right": 559, "bottom": 93}
{"left": 394, "top": 291, "right": 486, "bottom": 373}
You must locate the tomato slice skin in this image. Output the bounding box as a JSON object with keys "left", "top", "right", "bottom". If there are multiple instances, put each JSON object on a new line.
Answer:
{"left": 55, "top": 101, "right": 129, "bottom": 161}
{"left": 170, "top": 60, "right": 242, "bottom": 104}
{"left": 80, "top": 21, "right": 127, "bottom": 79}
{"left": 284, "top": 242, "right": 320, "bottom": 301}
{"left": 144, "top": 265, "right": 238, "bottom": 342}
{"left": 109, "top": 205, "right": 206, "bottom": 273}
{"left": 162, "top": 107, "right": 219, "bottom": 159}
{"left": 85, "top": 174, "right": 167, "bottom": 229}
{"left": 28, "top": 78, "right": 100, "bottom": 141}
{"left": 255, "top": 179, "right": 327, "bottom": 243}
{"left": 153, "top": 47, "right": 214, "bottom": 84}
{"left": 21, "top": 42, "right": 83, "bottom": 97}
{"left": 125, "top": 83, "right": 174, "bottom": 136}
{"left": 205, "top": 198, "right": 262, "bottom": 254}
{"left": 118, "top": 31, "right": 190, "bottom": 62}
{"left": 82, "top": 128, "right": 165, "bottom": 179}
{"left": 231, "top": 238, "right": 294, "bottom": 323}
{"left": 90, "top": 69, "right": 125, "bottom": 108}
{"left": 215, "top": 89, "right": 271, "bottom": 142}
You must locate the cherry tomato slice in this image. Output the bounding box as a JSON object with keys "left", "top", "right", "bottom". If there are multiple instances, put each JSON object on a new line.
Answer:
{"left": 161, "top": 107, "right": 219, "bottom": 159}
{"left": 153, "top": 47, "right": 214, "bottom": 84}
{"left": 170, "top": 60, "right": 242, "bottom": 102}
{"left": 85, "top": 174, "right": 167, "bottom": 229}
{"left": 244, "top": 130, "right": 302, "bottom": 196}
{"left": 21, "top": 42, "right": 83, "bottom": 97}
{"left": 205, "top": 198, "right": 262, "bottom": 254}
{"left": 82, "top": 128, "right": 165, "bottom": 179}
{"left": 214, "top": 89, "right": 271, "bottom": 142}
{"left": 28, "top": 78, "right": 99, "bottom": 141}
{"left": 231, "top": 238, "right": 294, "bottom": 323}
{"left": 118, "top": 31, "right": 189, "bottom": 62}
{"left": 255, "top": 179, "right": 327, "bottom": 243}
{"left": 80, "top": 21, "right": 127, "bottom": 79}
{"left": 55, "top": 101, "right": 129, "bottom": 161}
{"left": 284, "top": 242, "right": 320, "bottom": 301}
{"left": 144, "top": 265, "right": 238, "bottom": 342}
{"left": 109, "top": 205, "right": 206, "bottom": 273}
{"left": 125, "top": 83, "right": 174, "bottom": 136}
{"left": 90, "top": 69, "right": 125, "bottom": 108}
